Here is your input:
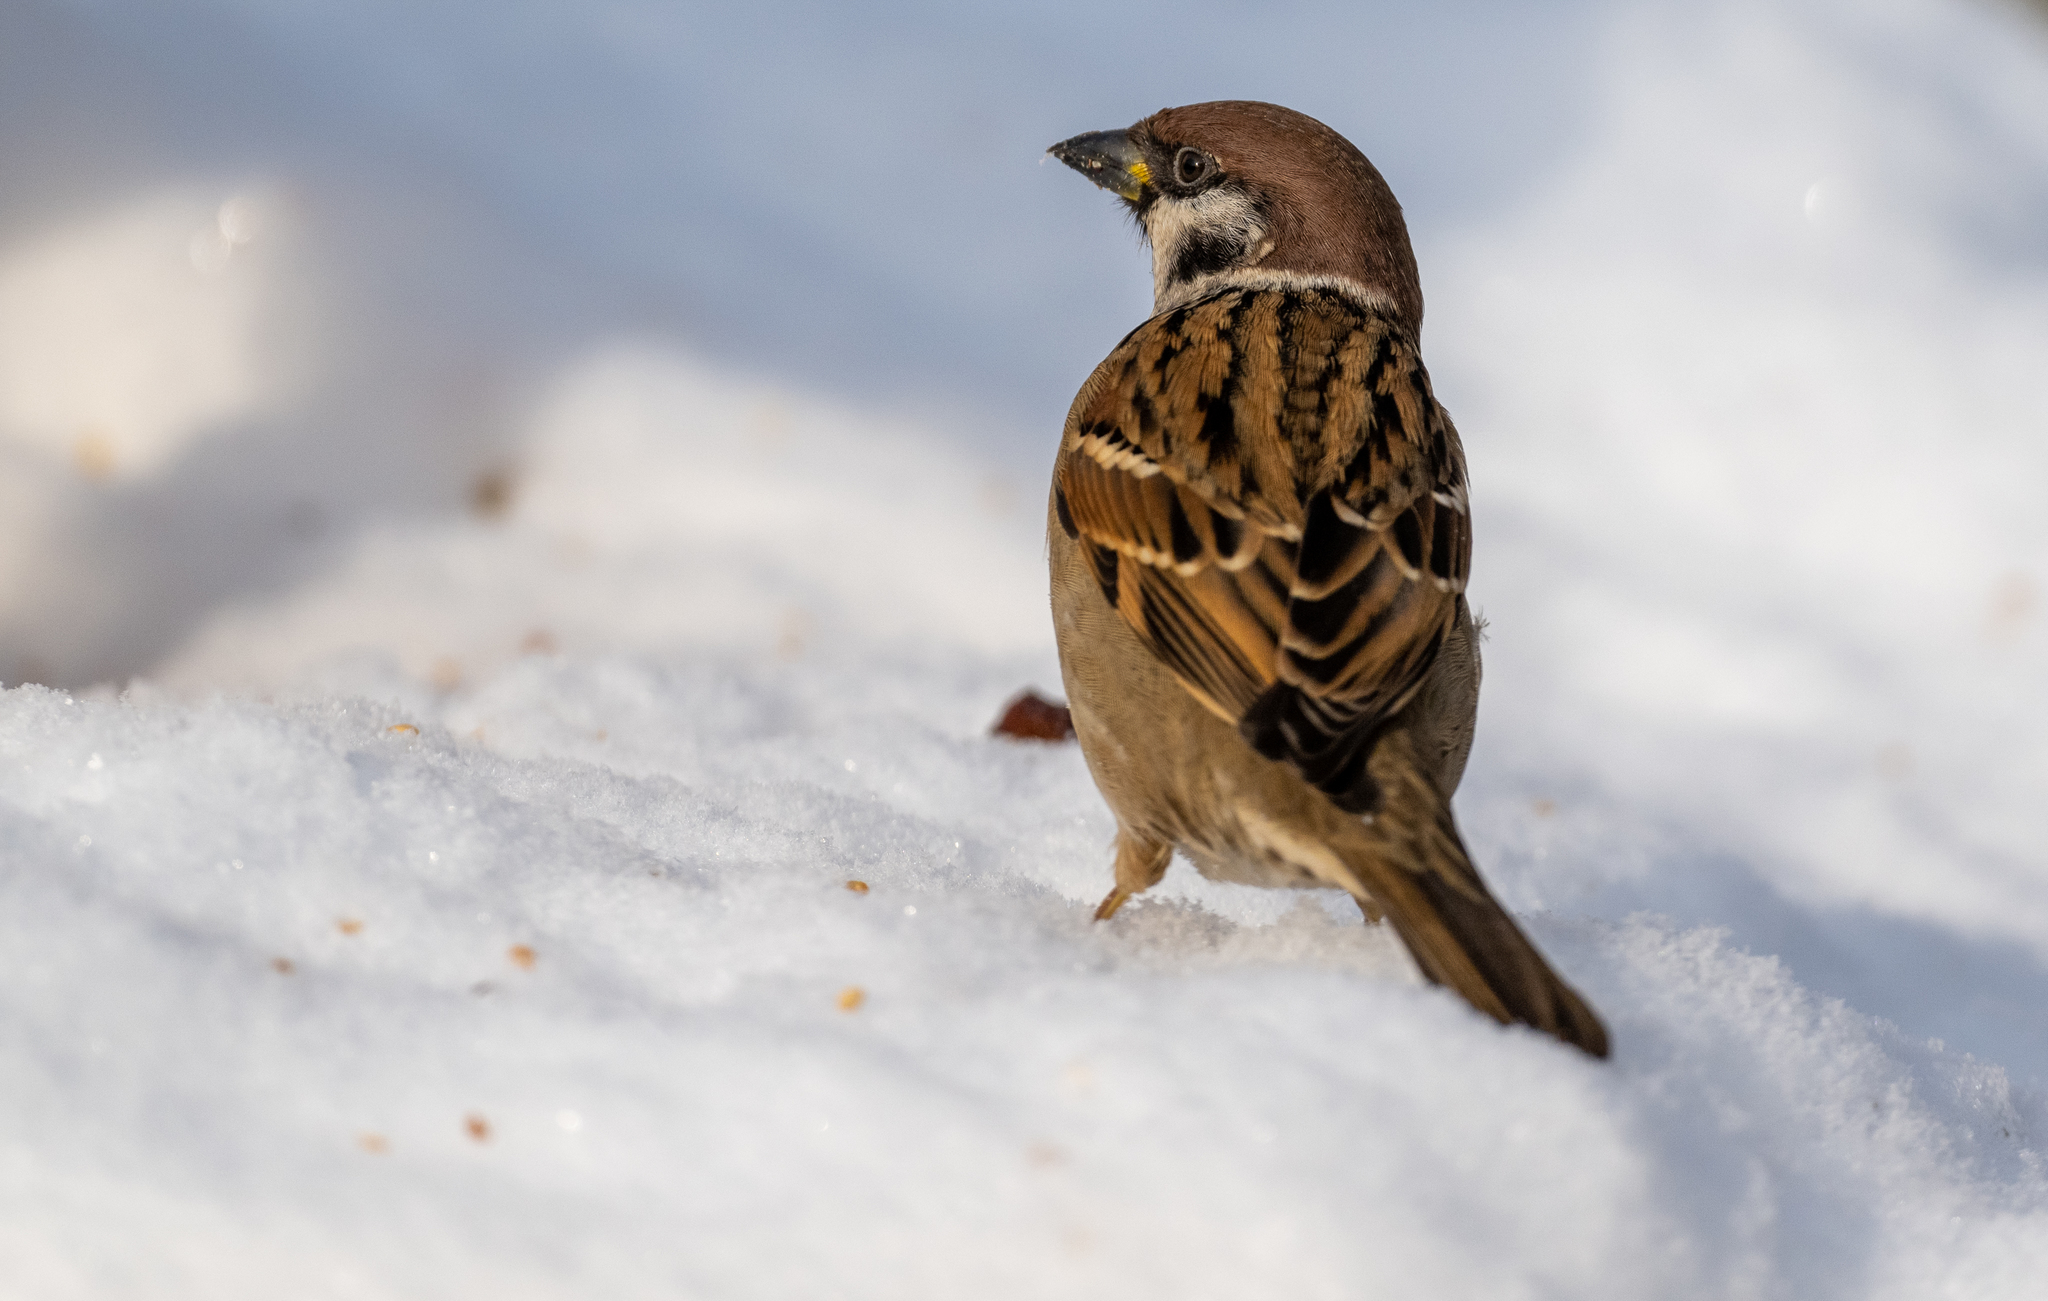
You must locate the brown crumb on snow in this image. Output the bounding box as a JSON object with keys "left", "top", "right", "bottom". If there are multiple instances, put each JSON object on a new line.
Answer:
{"left": 991, "top": 690, "right": 1075, "bottom": 742}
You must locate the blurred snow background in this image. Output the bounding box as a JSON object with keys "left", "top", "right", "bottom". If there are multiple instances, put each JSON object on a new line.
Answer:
{"left": 3, "top": 0, "right": 2047, "bottom": 1296}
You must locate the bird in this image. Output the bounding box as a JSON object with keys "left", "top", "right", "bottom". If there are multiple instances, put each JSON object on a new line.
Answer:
{"left": 1045, "top": 101, "right": 1609, "bottom": 1058}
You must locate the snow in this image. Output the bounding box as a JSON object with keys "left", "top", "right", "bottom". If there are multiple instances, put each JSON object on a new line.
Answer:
{"left": 4, "top": 0, "right": 2048, "bottom": 1295}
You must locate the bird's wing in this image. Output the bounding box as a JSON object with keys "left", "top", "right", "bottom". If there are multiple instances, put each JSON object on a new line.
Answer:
{"left": 1055, "top": 286, "right": 1470, "bottom": 812}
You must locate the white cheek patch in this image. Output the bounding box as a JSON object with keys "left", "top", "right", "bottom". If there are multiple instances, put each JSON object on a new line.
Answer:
{"left": 1144, "top": 188, "right": 1266, "bottom": 303}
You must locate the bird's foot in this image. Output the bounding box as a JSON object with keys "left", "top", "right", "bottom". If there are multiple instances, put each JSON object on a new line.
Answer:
{"left": 1094, "top": 886, "right": 1134, "bottom": 921}
{"left": 1096, "top": 831, "right": 1170, "bottom": 922}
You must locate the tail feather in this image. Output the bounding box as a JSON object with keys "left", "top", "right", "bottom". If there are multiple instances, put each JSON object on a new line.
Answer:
{"left": 1348, "top": 730, "right": 1610, "bottom": 1058}
{"left": 1399, "top": 866, "right": 1610, "bottom": 1058}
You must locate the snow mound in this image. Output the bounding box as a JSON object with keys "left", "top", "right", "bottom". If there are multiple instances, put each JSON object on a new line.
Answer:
{"left": 6, "top": 660, "right": 2044, "bottom": 1297}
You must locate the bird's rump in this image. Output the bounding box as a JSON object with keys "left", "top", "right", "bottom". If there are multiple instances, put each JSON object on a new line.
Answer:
{"left": 1054, "top": 284, "right": 1471, "bottom": 812}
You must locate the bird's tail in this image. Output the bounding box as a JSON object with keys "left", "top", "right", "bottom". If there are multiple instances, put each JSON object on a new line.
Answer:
{"left": 1343, "top": 729, "right": 1610, "bottom": 1058}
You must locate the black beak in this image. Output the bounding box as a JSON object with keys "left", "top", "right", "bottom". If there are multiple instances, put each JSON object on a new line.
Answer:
{"left": 1048, "top": 129, "right": 1148, "bottom": 201}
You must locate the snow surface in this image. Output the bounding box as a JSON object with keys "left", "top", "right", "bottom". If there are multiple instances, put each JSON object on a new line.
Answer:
{"left": 4, "top": 0, "right": 2048, "bottom": 1296}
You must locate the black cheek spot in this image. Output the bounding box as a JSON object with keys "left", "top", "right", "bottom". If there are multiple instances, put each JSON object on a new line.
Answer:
{"left": 1168, "top": 228, "right": 1243, "bottom": 285}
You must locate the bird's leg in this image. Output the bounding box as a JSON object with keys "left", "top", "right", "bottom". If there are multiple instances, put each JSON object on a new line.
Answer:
{"left": 1094, "top": 831, "right": 1171, "bottom": 921}
{"left": 1352, "top": 893, "right": 1386, "bottom": 925}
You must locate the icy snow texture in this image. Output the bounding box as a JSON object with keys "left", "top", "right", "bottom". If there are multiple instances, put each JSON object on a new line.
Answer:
{"left": 3, "top": 0, "right": 2047, "bottom": 1296}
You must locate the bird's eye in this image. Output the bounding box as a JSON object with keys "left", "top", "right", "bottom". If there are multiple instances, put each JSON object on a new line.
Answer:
{"left": 1173, "top": 148, "right": 1215, "bottom": 186}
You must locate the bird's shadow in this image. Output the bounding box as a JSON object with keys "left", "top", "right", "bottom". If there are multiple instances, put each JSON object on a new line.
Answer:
{"left": 1532, "top": 832, "right": 2048, "bottom": 1087}
{"left": 1659, "top": 861, "right": 2048, "bottom": 1085}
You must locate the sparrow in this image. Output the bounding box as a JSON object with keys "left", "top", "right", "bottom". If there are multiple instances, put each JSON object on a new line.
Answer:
{"left": 1046, "top": 101, "right": 1609, "bottom": 1058}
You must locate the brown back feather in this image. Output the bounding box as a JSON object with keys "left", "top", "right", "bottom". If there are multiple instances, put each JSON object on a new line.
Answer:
{"left": 1055, "top": 286, "right": 1469, "bottom": 813}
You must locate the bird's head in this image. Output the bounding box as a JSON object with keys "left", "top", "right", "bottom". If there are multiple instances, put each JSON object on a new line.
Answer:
{"left": 1050, "top": 101, "right": 1422, "bottom": 331}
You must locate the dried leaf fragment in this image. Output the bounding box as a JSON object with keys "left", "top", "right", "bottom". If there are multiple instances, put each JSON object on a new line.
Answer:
{"left": 992, "top": 690, "right": 1075, "bottom": 742}
{"left": 271, "top": 957, "right": 295, "bottom": 974}
{"left": 337, "top": 917, "right": 364, "bottom": 936}
{"left": 845, "top": 880, "right": 869, "bottom": 894}
{"left": 836, "top": 986, "right": 866, "bottom": 1013}
{"left": 465, "top": 1113, "right": 492, "bottom": 1143}
{"left": 387, "top": 723, "right": 419, "bottom": 736}
{"left": 359, "top": 1133, "right": 389, "bottom": 1154}
{"left": 508, "top": 944, "right": 536, "bottom": 970}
